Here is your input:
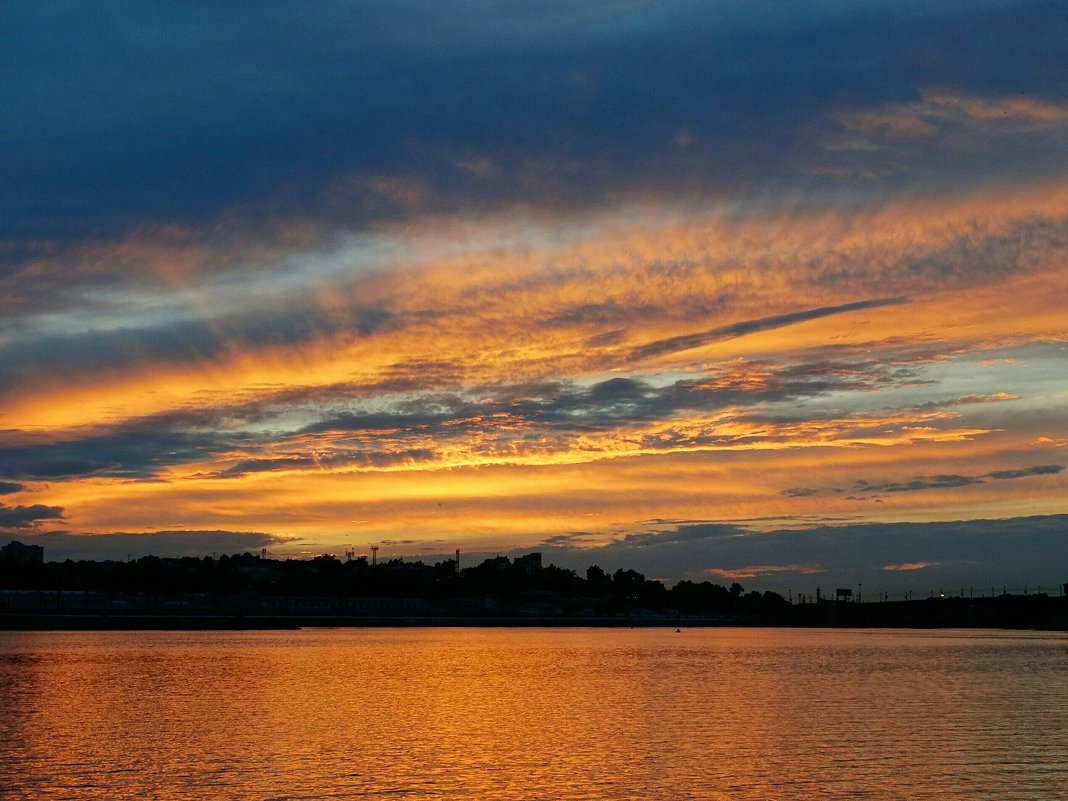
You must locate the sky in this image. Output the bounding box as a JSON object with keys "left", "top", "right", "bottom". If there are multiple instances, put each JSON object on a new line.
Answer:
{"left": 3, "top": 1, "right": 1068, "bottom": 595}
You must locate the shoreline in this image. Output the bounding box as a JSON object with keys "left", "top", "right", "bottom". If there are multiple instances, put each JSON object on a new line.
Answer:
{"left": 3, "top": 602, "right": 1068, "bottom": 632}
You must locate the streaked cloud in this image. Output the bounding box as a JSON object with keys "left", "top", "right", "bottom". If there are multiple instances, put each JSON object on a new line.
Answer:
{"left": 834, "top": 91, "right": 1068, "bottom": 146}
{"left": 855, "top": 475, "right": 987, "bottom": 494}
{"left": 883, "top": 562, "right": 936, "bottom": 572}
{"left": 706, "top": 564, "right": 825, "bottom": 580}
{"left": 986, "top": 464, "right": 1064, "bottom": 480}
{"left": 628, "top": 297, "right": 908, "bottom": 361}
{"left": 787, "top": 464, "right": 1063, "bottom": 499}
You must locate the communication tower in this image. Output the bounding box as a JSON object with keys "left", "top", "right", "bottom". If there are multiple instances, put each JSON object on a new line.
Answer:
{"left": 455, "top": 548, "right": 461, "bottom": 573}
{"left": 371, "top": 545, "right": 379, "bottom": 566}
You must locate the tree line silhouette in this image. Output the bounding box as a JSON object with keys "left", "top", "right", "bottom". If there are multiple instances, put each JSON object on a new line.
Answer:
{"left": 0, "top": 551, "right": 787, "bottom": 617}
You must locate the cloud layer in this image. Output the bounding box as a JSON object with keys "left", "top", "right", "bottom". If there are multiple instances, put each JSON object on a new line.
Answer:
{"left": 530, "top": 515, "right": 1068, "bottom": 595}
{"left": 1, "top": 2, "right": 1066, "bottom": 585}
{"left": 5, "top": 2, "right": 1068, "bottom": 241}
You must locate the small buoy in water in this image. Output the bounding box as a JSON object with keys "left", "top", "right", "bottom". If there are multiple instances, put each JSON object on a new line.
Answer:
{"left": 675, "top": 628, "right": 681, "bottom": 633}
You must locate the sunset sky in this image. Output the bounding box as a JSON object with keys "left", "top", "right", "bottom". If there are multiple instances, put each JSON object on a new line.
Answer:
{"left": 3, "top": 1, "right": 1067, "bottom": 593}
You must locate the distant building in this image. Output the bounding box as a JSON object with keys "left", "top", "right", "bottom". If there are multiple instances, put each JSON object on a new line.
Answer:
{"left": 1, "top": 540, "right": 44, "bottom": 563}
{"left": 516, "top": 552, "right": 542, "bottom": 576}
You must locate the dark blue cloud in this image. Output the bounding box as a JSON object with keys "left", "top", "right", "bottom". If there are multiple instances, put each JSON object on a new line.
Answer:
{"left": 0, "top": 353, "right": 916, "bottom": 481}
{"left": 535, "top": 515, "right": 1068, "bottom": 592}
{"left": 0, "top": 482, "right": 24, "bottom": 495}
{"left": 4, "top": 1, "right": 1066, "bottom": 242}
{"left": 786, "top": 464, "right": 1065, "bottom": 498}
{"left": 0, "top": 427, "right": 235, "bottom": 480}
{"left": 987, "top": 464, "right": 1063, "bottom": 480}
{"left": 16, "top": 530, "right": 291, "bottom": 561}
{"left": 0, "top": 503, "right": 64, "bottom": 529}
{"left": 301, "top": 355, "right": 913, "bottom": 440}
{"left": 0, "top": 303, "right": 392, "bottom": 386}
{"left": 855, "top": 475, "right": 986, "bottom": 494}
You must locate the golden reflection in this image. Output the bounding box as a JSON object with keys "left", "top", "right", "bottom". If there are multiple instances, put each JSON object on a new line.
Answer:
{"left": 7, "top": 630, "right": 1064, "bottom": 798}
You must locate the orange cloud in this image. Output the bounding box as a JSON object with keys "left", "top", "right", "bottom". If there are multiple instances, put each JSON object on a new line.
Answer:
{"left": 882, "top": 562, "right": 936, "bottom": 572}
{"left": 5, "top": 180, "right": 1068, "bottom": 554}
{"left": 707, "top": 564, "right": 825, "bottom": 580}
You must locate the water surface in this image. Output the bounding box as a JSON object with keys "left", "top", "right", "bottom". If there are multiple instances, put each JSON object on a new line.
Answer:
{"left": 2, "top": 628, "right": 1066, "bottom": 799}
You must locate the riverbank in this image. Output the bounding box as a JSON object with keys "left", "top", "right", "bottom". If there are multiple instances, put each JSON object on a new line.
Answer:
{"left": 3, "top": 594, "right": 1067, "bottom": 630}
{"left": 0, "top": 613, "right": 705, "bottom": 630}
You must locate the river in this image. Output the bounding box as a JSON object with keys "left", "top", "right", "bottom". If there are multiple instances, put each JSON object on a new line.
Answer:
{"left": 2, "top": 627, "right": 1066, "bottom": 799}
